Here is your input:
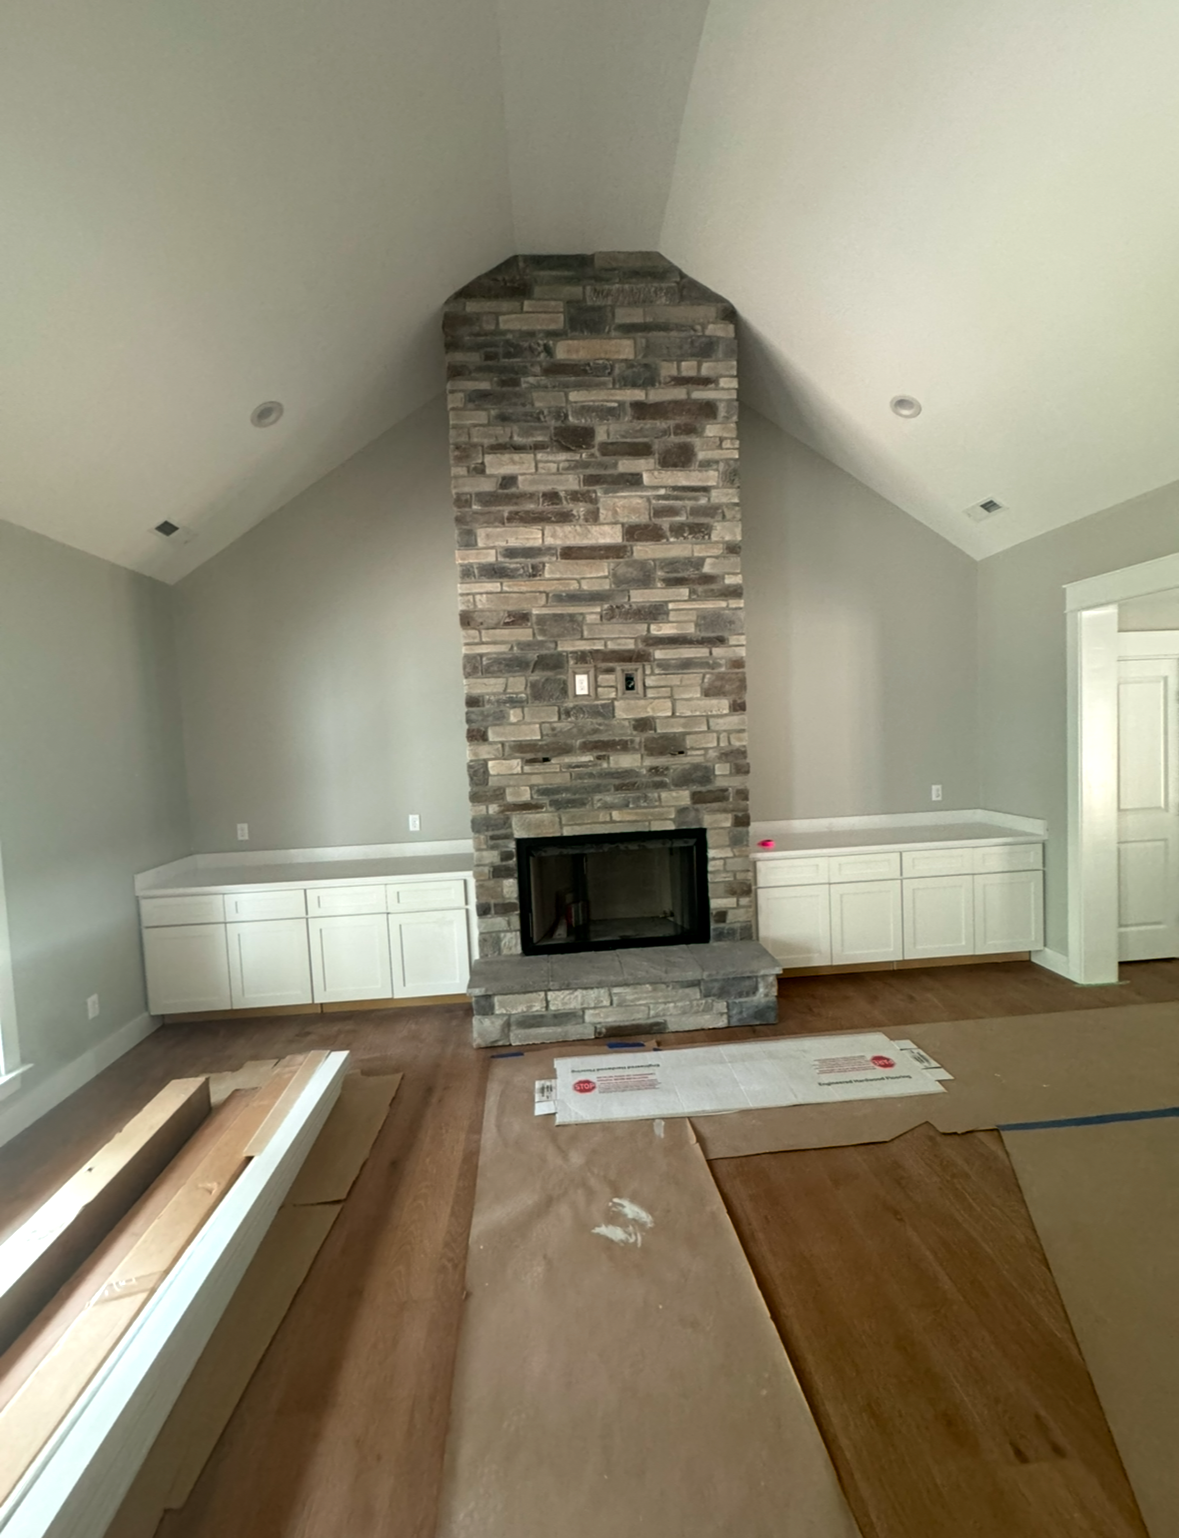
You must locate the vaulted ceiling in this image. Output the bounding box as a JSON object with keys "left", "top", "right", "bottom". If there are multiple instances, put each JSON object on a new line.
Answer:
{"left": 5, "top": 0, "right": 1179, "bottom": 582}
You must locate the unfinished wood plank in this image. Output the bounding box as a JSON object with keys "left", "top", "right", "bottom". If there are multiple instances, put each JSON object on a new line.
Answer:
{"left": 0, "top": 1061, "right": 307, "bottom": 1507}
{"left": 0, "top": 1096, "right": 257, "bottom": 1419}
{"left": 0, "top": 1080, "right": 210, "bottom": 1355}
{"left": 7, "top": 1052, "right": 346, "bottom": 1538}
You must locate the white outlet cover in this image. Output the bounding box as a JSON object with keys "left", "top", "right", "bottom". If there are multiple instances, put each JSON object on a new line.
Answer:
{"left": 236, "top": 823, "right": 249, "bottom": 841}
{"left": 86, "top": 994, "right": 100, "bottom": 1019}
{"left": 931, "top": 785, "right": 943, "bottom": 801}
{"left": 408, "top": 813, "right": 421, "bottom": 831}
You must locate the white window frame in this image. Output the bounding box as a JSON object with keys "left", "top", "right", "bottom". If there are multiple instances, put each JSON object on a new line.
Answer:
{"left": 0, "top": 838, "right": 23, "bottom": 1095}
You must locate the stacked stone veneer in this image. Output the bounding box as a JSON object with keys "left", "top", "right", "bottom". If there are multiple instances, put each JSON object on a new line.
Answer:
{"left": 444, "top": 252, "right": 752, "bottom": 959}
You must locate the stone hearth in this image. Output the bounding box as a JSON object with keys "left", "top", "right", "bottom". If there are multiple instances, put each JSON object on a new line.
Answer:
{"left": 468, "top": 941, "right": 779, "bottom": 1049}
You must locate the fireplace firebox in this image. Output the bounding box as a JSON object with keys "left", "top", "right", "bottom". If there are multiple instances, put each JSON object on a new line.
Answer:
{"left": 516, "top": 829, "right": 710, "bottom": 956}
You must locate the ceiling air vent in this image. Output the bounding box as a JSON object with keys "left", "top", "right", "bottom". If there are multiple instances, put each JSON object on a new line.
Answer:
{"left": 965, "top": 498, "right": 1005, "bottom": 522}
{"left": 152, "top": 520, "right": 196, "bottom": 545}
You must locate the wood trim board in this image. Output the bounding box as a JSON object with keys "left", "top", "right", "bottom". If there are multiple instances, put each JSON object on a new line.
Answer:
{"left": 0, "top": 1051, "right": 348, "bottom": 1538}
{"left": 0, "top": 1081, "right": 210, "bottom": 1356}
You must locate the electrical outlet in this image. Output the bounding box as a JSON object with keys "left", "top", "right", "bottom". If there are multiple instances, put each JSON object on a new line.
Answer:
{"left": 236, "top": 823, "right": 249, "bottom": 841}
{"left": 86, "top": 994, "right": 100, "bottom": 1020}
{"left": 408, "top": 813, "right": 421, "bottom": 832}
{"left": 931, "top": 784, "right": 943, "bottom": 802}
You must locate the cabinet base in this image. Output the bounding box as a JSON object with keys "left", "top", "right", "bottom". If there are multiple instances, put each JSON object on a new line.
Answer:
{"left": 163, "top": 994, "right": 469, "bottom": 1023}
{"left": 776, "top": 951, "right": 1030, "bottom": 978}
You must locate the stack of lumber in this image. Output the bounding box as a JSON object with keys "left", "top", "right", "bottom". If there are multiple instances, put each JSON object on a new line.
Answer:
{"left": 0, "top": 1051, "right": 358, "bottom": 1538}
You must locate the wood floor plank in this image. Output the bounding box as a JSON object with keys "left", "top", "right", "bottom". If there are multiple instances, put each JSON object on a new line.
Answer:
{"left": 0, "top": 959, "right": 1174, "bottom": 1538}
{"left": 710, "top": 1125, "right": 1149, "bottom": 1538}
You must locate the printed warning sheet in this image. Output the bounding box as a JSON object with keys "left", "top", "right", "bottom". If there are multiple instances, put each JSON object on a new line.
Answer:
{"left": 552, "top": 1033, "right": 946, "bottom": 1125}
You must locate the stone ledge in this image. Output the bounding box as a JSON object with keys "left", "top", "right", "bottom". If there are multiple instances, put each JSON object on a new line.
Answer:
{"left": 467, "top": 940, "right": 777, "bottom": 997}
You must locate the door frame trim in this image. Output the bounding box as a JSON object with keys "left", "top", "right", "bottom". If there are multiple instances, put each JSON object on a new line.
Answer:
{"left": 1064, "top": 551, "right": 1179, "bottom": 983}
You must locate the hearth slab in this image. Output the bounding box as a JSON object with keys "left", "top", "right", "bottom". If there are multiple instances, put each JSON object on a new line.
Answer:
{"left": 688, "top": 941, "right": 780, "bottom": 978}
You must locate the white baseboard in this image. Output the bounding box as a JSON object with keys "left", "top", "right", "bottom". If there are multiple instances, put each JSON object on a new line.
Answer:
{"left": 1030, "top": 948, "right": 1077, "bottom": 982}
{"left": 0, "top": 1011, "right": 158, "bottom": 1153}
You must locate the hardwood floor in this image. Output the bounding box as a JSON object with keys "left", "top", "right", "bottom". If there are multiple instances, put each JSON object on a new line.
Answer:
{"left": 0, "top": 959, "right": 1174, "bottom": 1537}
{"left": 712, "top": 1127, "right": 1149, "bottom": 1538}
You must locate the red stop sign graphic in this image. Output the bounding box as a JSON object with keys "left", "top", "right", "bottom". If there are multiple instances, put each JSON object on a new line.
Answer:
{"left": 870, "top": 1055, "right": 896, "bottom": 1070}
{"left": 573, "top": 1078, "right": 597, "bottom": 1094}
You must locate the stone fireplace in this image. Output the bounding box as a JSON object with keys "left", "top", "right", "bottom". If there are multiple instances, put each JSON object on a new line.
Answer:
{"left": 443, "top": 252, "right": 776, "bottom": 1044}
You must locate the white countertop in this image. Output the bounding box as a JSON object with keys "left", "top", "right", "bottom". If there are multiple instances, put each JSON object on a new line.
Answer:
{"left": 751, "top": 815, "right": 1045, "bottom": 859}
{"left": 137, "top": 853, "right": 474, "bottom": 896}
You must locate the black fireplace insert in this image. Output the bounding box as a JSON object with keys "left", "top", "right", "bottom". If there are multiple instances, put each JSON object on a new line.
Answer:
{"left": 516, "top": 828, "right": 710, "bottom": 956}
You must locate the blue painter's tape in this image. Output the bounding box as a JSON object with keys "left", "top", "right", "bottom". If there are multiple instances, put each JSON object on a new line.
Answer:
{"left": 999, "top": 1105, "right": 1179, "bottom": 1133}
{"left": 606, "top": 1041, "right": 646, "bottom": 1050}
{"left": 490, "top": 1051, "right": 524, "bottom": 1059}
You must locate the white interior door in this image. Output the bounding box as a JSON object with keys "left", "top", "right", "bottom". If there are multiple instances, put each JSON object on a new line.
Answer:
{"left": 1117, "top": 647, "right": 1179, "bottom": 960}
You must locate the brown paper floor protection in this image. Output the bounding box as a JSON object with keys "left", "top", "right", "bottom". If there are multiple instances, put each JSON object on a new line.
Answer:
{"left": 435, "top": 1050, "right": 861, "bottom": 1538}
{"left": 1004, "top": 1114, "right": 1179, "bottom": 1538}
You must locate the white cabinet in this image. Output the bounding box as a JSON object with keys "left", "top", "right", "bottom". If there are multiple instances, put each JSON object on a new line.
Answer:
{"left": 974, "top": 871, "right": 1044, "bottom": 953}
{"left": 756, "top": 885, "right": 832, "bottom": 967}
{"left": 753, "top": 831, "right": 1045, "bottom": 972}
{"left": 389, "top": 910, "right": 470, "bottom": 997}
{"left": 902, "top": 875, "right": 975, "bottom": 959}
{"left": 309, "top": 914, "right": 393, "bottom": 1003}
{"left": 829, "top": 880, "right": 903, "bottom": 965}
{"left": 227, "top": 920, "right": 313, "bottom": 1009}
{"left": 139, "top": 867, "right": 476, "bottom": 1015}
{"left": 142, "top": 925, "right": 231, "bottom": 1015}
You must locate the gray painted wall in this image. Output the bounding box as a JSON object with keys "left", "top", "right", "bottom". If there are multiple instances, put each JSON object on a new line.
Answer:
{"left": 173, "top": 398, "right": 469, "bottom": 852}
{"left": 978, "top": 480, "right": 1179, "bottom": 953}
{"left": 742, "top": 407, "right": 979, "bottom": 820}
{"left": 0, "top": 519, "right": 189, "bottom": 1090}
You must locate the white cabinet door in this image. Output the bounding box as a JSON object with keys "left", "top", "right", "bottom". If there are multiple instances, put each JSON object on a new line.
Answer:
{"left": 309, "top": 914, "right": 393, "bottom": 1003}
{"left": 756, "top": 885, "right": 831, "bottom": 966}
{"left": 830, "top": 881, "right": 902, "bottom": 965}
{"left": 902, "top": 875, "right": 975, "bottom": 959}
{"left": 388, "top": 910, "right": 470, "bottom": 998}
{"left": 974, "top": 871, "right": 1044, "bottom": 953}
{"left": 1116, "top": 656, "right": 1179, "bottom": 960}
{"left": 143, "top": 925, "right": 231, "bottom": 1015}
{"left": 227, "top": 920, "right": 313, "bottom": 1008}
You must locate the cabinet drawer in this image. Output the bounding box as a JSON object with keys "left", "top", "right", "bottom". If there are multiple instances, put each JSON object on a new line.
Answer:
{"left": 901, "top": 848, "right": 973, "bottom": 878}
{"left": 973, "top": 843, "right": 1043, "bottom": 874}
{"left": 306, "top": 885, "right": 387, "bottom": 917}
{"left": 386, "top": 880, "right": 467, "bottom": 913}
{"left": 829, "top": 851, "right": 901, "bottom": 883}
{"left": 756, "top": 856, "right": 830, "bottom": 888}
{"left": 140, "top": 894, "right": 225, "bottom": 927}
{"left": 223, "top": 889, "right": 307, "bottom": 922}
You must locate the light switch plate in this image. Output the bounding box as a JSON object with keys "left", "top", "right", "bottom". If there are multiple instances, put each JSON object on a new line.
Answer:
{"left": 571, "top": 665, "right": 594, "bottom": 699}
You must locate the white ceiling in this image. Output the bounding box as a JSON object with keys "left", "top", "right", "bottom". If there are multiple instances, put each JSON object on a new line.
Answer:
{"left": 4, "top": 0, "right": 1179, "bottom": 580}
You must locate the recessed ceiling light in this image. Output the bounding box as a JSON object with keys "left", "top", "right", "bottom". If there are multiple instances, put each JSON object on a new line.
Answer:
{"left": 965, "top": 498, "right": 1006, "bottom": 522}
{"left": 250, "top": 400, "right": 284, "bottom": 428}
{"left": 890, "top": 395, "right": 922, "bottom": 418}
